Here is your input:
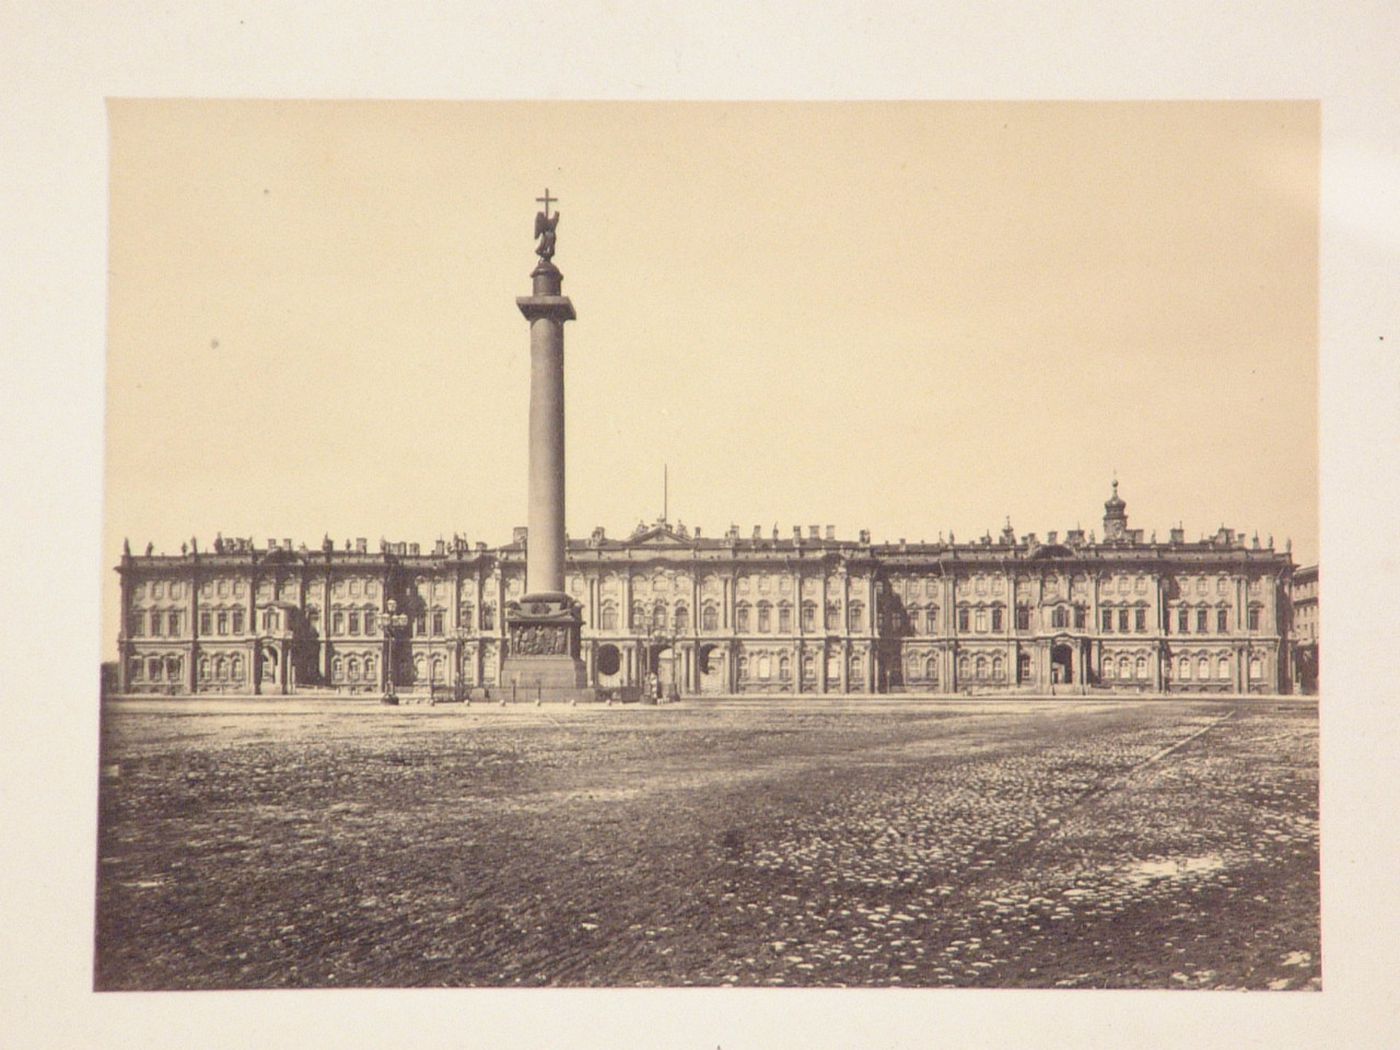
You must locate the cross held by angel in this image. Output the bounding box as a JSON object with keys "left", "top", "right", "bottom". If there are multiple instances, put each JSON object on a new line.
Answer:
{"left": 534, "top": 189, "right": 559, "bottom": 260}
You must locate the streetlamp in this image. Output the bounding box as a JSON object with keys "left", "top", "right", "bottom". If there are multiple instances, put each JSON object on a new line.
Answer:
{"left": 381, "top": 597, "right": 409, "bottom": 705}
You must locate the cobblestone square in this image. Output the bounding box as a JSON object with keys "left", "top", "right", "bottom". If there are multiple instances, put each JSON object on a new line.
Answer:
{"left": 95, "top": 698, "right": 1319, "bottom": 989}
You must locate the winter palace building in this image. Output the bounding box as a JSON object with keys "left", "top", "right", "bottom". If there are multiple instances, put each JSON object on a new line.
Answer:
{"left": 114, "top": 482, "right": 1316, "bottom": 698}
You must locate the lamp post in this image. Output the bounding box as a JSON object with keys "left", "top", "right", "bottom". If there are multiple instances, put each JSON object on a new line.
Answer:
{"left": 635, "top": 608, "right": 678, "bottom": 702}
{"left": 381, "top": 598, "right": 409, "bottom": 705}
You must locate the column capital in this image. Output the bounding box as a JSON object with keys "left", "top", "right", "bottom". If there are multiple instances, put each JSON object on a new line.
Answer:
{"left": 517, "top": 295, "right": 576, "bottom": 323}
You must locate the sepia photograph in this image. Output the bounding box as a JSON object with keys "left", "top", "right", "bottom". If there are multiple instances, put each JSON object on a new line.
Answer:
{"left": 94, "top": 100, "right": 1322, "bottom": 992}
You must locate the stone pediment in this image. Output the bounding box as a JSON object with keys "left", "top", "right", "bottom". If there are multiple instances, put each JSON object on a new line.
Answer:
{"left": 628, "top": 523, "right": 692, "bottom": 547}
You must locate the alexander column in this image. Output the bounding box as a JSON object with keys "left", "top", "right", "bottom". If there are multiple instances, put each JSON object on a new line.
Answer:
{"left": 500, "top": 191, "right": 590, "bottom": 699}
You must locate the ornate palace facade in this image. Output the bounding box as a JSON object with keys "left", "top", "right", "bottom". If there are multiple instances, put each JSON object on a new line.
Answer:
{"left": 115, "top": 484, "right": 1312, "bottom": 698}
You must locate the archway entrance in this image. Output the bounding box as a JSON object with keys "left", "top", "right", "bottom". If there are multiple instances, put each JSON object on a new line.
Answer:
{"left": 1051, "top": 643, "right": 1073, "bottom": 685}
{"left": 698, "top": 644, "right": 725, "bottom": 694}
{"left": 595, "top": 643, "right": 623, "bottom": 687}
{"left": 651, "top": 646, "right": 680, "bottom": 698}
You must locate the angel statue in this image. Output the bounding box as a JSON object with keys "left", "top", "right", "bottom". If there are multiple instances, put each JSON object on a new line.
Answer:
{"left": 534, "top": 208, "right": 559, "bottom": 261}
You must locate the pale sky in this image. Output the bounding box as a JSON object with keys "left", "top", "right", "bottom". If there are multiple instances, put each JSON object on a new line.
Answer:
{"left": 104, "top": 100, "right": 1318, "bottom": 654}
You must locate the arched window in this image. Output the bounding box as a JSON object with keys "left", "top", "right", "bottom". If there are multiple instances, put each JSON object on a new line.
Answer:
{"left": 992, "top": 654, "right": 1004, "bottom": 680}
{"left": 1116, "top": 654, "right": 1129, "bottom": 679}
{"left": 736, "top": 604, "right": 751, "bottom": 632}
{"left": 975, "top": 654, "right": 988, "bottom": 679}
{"left": 128, "top": 657, "right": 142, "bottom": 682}
{"left": 1135, "top": 655, "right": 1148, "bottom": 678}
{"left": 431, "top": 655, "right": 444, "bottom": 684}
{"left": 802, "top": 601, "right": 816, "bottom": 631}
{"left": 263, "top": 608, "right": 277, "bottom": 630}
{"left": 459, "top": 603, "right": 475, "bottom": 631}
{"left": 850, "top": 653, "right": 863, "bottom": 679}
{"left": 757, "top": 653, "right": 771, "bottom": 678}
{"left": 166, "top": 656, "right": 181, "bottom": 681}
{"left": 803, "top": 653, "right": 816, "bottom": 679}
{"left": 198, "top": 655, "right": 210, "bottom": 680}
{"left": 778, "top": 653, "right": 791, "bottom": 680}
{"left": 363, "top": 655, "right": 376, "bottom": 680}
{"left": 1179, "top": 654, "right": 1191, "bottom": 680}
{"left": 631, "top": 602, "right": 646, "bottom": 629}
{"left": 1198, "top": 655, "right": 1210, "bottom": 680}
{"left": 363, "top": 609, "right": 377, "bottom": 634}
{"left": 347, "top": 656, "right": 360, "bottom": 681}
{"left": 958, "top": 654, "right": 971, "bottom": 677}
{"left": 1052, "top": 606, "right": 1068, "bottom": 629}
{"left": 230, "top": 654, "right": 242, "bottom": 681}
{"left": 825, "top": 602, "right": 840, "bottom": 630}
{"left": 1249, "top": 655, "right": 1264, "bottom": 680}
{"left": 674, "top": 605, "right": 689, "bottom": 632}
{"left": 348, "top": 610, "right": 360, "bottom": 636}
{"left": 927, "top": 606, "right": 939, "bottom": 633}
{"left": 600, "top": 602, "right": 618, "bottom": 631}
{"left": 432, "top": 609, "right": 445, "bottom": 636}
{"left": 1217, "top": 654, "right": 1230, "bottom": 679}
{"left": 481, "top": 604, "right": 495, "bottom": 631}
{"left": 652, "top": 602, "right": 667, "bottom": 630}
{"left": 413, "top": 653, "right": 426, "bottom": 680}
{"left": 333, "top": 611, "right": 344, "bottom": 634}
{"left": 737, "top": 653, "right": 749, "bottom": 677}
{"left": 778, "top": 603, "right": 792, "bottom": 633}
{"left": 925, "top": 653, "right": 938, "bottom": 681}
{"left": 214, "top": 656, "right": 227, "bottom": 681}
{"left": 333, "top": 654, "right": 344, "bottom": 679}
{"left": 701, "top": 604, "right": 717, "bottom": 632}
{"left": 1105, "top": 658, "right": 1116, "bottom": 680}
{"left": 848, "top": 602, "right": 865, "bottom": 632}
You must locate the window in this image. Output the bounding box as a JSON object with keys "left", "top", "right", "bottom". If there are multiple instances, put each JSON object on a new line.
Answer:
{"left": 849, "top": 603, "right": 864, "bottom": 632}
{"left": 1248, "top": 606, "right": 1261, "bottom": 631}
{"left": 1179, "top": 655, "right": 1192, "bottom": 680}
{"left": 217, "top": 611, "right": 228, "bottom": 635}
{"left": 218, "top": 579, "right": 228, "bottom": 597}
{"left": 925, "top": 654, "right": 938, "bottom": 682}
{"left": 363, "top": 655, "right": 376, "bottom": 680}
{"left": 778, "top": 605, "right": 791, "bottom": 633}
{"left": 779, "top": 654, "right": 791, "bottom": 681}
{"left": 1217, "top": 655, "right": 1230, "bottom": 679}
{"left": 1118, "top": 609, "right": 1130, "bottom": 633}
{"left": 1177, "top": 608, "right": 1189, "bottom": 633}
{"left": 1016, "top": 606, "right": 1031, "bottom": 631}
{"left": 601, "top": 604, "right": 618, "bottom": 631}
{"left": 926, "top": 579, "right": 938, "bottom": 597}
{"left": 974, "top": 609, "right": 988, "bottom": 633}
{"left": 1074, "top": 605, "right": 1087, "bottom": 629}
{"left": 481, "top": 604, "right": 495, "bottom": 630}
{"left": 263, "top": 609, "right": 277, "bottom": 631}
{"left": 199, "top": 611, "right": 211, "bottom": 634}
{"left": 150, "top": 612, "right": 162, "bottom": 637}
{"left": 802, "top": 602, "right": 816, "bottom": 631}
{"left": 1118, "top": 655, "right": 1131, "bottom": 679}
{"left": 414, "top": 612, "right": 427, "bottom": 636}
{"left": 1052, "top": 606, "right": 1068, "bottom": 629}
{"left": 825, "top": 602, "right": 839, "bottom": 631}
{"left": 333, "top": 611, "right": 345, "bottom": 634}
{"left": 992, "top": 655, "right": 1004, "bottom": 680}
{"left": 168, "top": 611, "right": 181, "bottom": 635}
{"left": 364, "top": 610, "right": 376, "bottom": 634}
{"left": 1217, "top": 608, "right": 1228, "bottom": 633}
{"left": 975, "top": 655, "right": 988, "bottom": 679}
{"left": 991, "top": 607, "right": 1004, "bottom": 631}
{"left": 1196, "top": 608, "right": 1208, "bottom": 633}
{"left": 736, "top": 605, "right": 751, "bottom": 632}
{"left": 1198, "top": 655, "right": 1210, "bottom": 680}
{"left": 675, "top": 606, "right": 689, "bottom": 632}
{"left": 214, "top": 656, "right": 227, "bottom": 681}
{"left": 347, "top": 656, "right": 360, "bottom": 681}
{"left": 927, "top": 606, "right": 939, "bottom": 632}
{"left": 700, "top": 605, "right": 716, "bottom": 632}
{"left": 230, "top": 654, "right": 242, "bottom": 681}
{"left": 757, "top": 603, "right": 771, "bottom": 633}
{"left": 232, "top": 609, "right": 244, "bottom": 633}
{"left": 1102, "top": 608, "right": 1113, "bottom": 632}
{"left": 1135, "top": 655, "right": 1148, "bottom": 678}
{"left": 958, "top": 607, "right": 970, "bottom": 632}
{"left": 348, "top": 611, "right": 360, "bottom": 635}
{"left": 757, "top": 654, "right": 771, "bottom": 679}
{"left": 433, "top": 610, "right": 445, "bottom": 636}
{"left": 1135, "top": 608, "right": 1146, "bottom": 632}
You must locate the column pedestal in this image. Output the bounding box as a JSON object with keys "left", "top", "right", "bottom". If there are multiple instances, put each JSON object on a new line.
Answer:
{"left": 500, "top": 593, "right": 593, "bottom": 701}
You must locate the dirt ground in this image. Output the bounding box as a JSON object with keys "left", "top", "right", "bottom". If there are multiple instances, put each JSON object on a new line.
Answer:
{"left": 94, "top": 697, "right": 1319, "bottom": 990}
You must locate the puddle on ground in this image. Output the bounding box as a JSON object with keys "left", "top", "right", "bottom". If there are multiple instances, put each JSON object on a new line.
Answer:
{"left": 1124, "top": 854, "right": 1225, "bottom": 885}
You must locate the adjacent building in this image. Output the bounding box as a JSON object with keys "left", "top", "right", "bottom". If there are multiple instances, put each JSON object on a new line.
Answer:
{"left": 115, "top": 483, "right": 1313, "bottom": 698}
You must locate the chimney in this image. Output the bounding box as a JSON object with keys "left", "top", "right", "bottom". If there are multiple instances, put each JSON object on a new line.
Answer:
{"left": 409, "top": 543, "right": 420, "bottom": 556}
{"left": 793, "top": 526, "right": 803, "bottom": 541}
{"left": 858, "top": 529, "right": 871, "bottom": 544}
{"left": 513, "top": 526, "right": 528, "bottom": 545}
{"left": 1170, "top": 526, "right": 1185, "bottom": 544}
{"left": 356, "top": 537, "right": 368, "bottom": 553}
{"left": 693, "top": 526, "right": 701, "bottom": 538}
{"left": 1047, "top": 530, "right": 1058, "bottom": 544}
{"left": 267, "top": 538, "right": 278, "bottom": 550}
{"left": 809, "top": 525, "right": 820, "bottom": 539}
{"left": 826, "top": 525, "right": 835, "bottom": 540}
{"left": 752, "top": 525, "right": 762, "bottom": 540}
{"left": 435, "top": 539, "right": 446, "bottom": 556}
{"left": 283, "top": 538, "right": 292, "bottom": 550}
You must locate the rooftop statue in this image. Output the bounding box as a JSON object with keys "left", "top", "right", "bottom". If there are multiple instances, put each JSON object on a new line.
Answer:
{"left": 534, "top": 189, "right": 559, "bottom": 261}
